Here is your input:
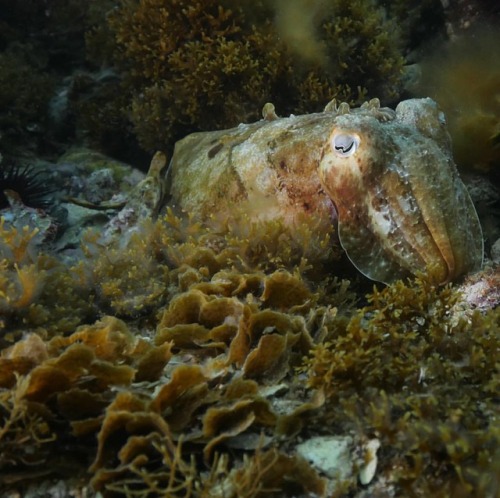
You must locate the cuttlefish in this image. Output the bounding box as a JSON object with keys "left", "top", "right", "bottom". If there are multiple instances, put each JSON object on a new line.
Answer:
{"left": 167, "top": 98, "right": 483, "bottom": 284}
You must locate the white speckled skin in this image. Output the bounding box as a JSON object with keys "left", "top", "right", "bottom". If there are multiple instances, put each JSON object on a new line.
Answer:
{"left": 167, "top": 98, "right": 483, "bottom": 283}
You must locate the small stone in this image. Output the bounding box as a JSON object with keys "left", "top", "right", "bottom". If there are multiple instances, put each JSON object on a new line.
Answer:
{"left": 359, "top": 438, "right": 380, "bottom": 485}
{"left": 296, "top": 435, "right": 353, "bottom": 480}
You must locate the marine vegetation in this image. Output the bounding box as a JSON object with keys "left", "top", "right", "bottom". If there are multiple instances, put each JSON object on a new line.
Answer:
{"left": 0, "top": 2, "right": 498, "bottom": 495}
{"left": 87, "top": 0, "right": 407, "bottom": 151}
{"left": 0, "top": 45, "right": 54, "bottom": 155}
{"left": 415, "top": 27, "right": 500, "bottom": 173}
{"left": 302, "top": 277, "right": 500, "bottom": 497}
{"left": 0, "top": 0, "right": 448, "bottom": 160}
{"left": 0, "top": 0, "right": 117, "bottom": 157}
{"left": 0, "top": 218, "right": 96, "bottom": 337}
{"left": 0, "top": 204, "right": 498, "bottom": 497}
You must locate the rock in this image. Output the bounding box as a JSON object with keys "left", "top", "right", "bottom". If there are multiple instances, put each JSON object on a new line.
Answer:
{"left": 296, "top": 435, "right": 353, "bottom": 481}
{"left": 358, "top": 438, "right": 380, "bottom": 485}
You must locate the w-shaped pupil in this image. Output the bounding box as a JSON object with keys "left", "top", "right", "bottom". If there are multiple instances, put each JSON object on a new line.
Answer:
{"left": 333, "top": 133, "right": 359, "bottom": 156}
{"left": 335, "top": 142, "right": 354, "bottom": 153}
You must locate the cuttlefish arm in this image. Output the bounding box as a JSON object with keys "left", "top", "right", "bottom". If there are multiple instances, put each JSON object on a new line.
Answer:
{"left": 319, "top": 100, "right": 483, "bottom": 284}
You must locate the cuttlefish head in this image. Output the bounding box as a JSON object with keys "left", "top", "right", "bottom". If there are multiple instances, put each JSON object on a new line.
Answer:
{"left": 319, "top": 98, "right": 483, "bottom": 284}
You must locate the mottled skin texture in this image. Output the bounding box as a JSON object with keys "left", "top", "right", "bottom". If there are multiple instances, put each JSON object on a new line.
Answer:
{"left": 168, "top": 98, "right": 483, "bottom": 284}
{"left": 168, "top": 109, "right": 337, "bottom": 233}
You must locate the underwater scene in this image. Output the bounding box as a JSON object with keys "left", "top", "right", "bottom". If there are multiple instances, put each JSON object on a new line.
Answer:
{"left": 0, "top": 0, "right": 499, "bottom": 497}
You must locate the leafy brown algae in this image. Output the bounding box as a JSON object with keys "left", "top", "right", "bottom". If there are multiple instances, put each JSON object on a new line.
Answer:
{"left": 168, "top": 98, "right": 483, "bottom": 284}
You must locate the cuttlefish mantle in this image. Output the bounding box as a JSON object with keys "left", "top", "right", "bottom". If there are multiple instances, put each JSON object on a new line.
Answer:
{"left": 167, "top": 98, "right": 483, "bottom": 284}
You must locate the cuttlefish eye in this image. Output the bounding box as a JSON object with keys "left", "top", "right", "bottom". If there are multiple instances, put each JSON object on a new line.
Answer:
{"left": 332, "top": 133, "right": 360, "bottom": 157}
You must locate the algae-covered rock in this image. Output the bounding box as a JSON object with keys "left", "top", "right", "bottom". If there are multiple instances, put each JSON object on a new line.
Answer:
{"left": 296, "top": 435, "right": 354, "bottom": 481}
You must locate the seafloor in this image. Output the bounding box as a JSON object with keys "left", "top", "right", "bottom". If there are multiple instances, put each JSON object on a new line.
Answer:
{"left": 0, "top": 1, "right": 499, "bottom": 497}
